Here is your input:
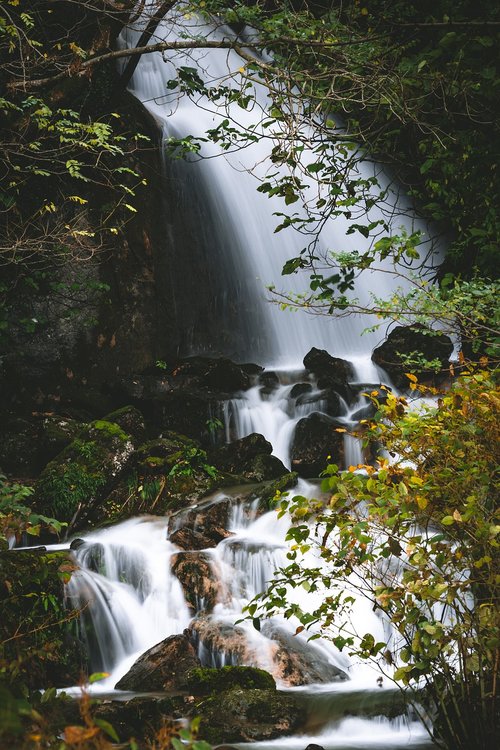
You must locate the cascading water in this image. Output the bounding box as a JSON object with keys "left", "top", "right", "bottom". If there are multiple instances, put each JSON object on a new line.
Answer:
{"left": 63, "top": 3, "right": 439, "bottom": 747}
{"left": 119, "top": 2, "right": 440, "bottom": 367}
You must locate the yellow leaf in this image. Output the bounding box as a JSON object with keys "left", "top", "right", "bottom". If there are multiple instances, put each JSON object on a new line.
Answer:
{"left": 416, "top": 495, "right": 428, "bottom": 510}
{"left": 406, "top": 373, "right": 418, "bottom": 383}
{"left": 453, "top": 509, "right": 463, "bottom": 522}
{"left": 64, "top": 726, "right": 100, "bottom": 744}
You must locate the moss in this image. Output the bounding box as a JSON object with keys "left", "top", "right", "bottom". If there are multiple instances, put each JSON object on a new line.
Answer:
{"left": 187, "top": 666, "right": 276, "bottom": 696}
{"left": 92, "top": 420, "right": 128, "bottom": 441}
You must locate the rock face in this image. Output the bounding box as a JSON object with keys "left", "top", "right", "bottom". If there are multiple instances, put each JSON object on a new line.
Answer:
{"left": 115, "top": 633, "right": 200, "bottom": 692}
{"left": 171, "top": 551, "right": 222, "bottom": 613}
{"left": 371, "top": 324, "right": 454, "bottom": 389}
{"left": 197, "top": 688, "right": 303, "bottom": 743}
{"left": 291, "top": 413, "right": 345, "bottom": 476}
{"left": 303, "top": 348, "right": 354, "bottom": 401}
{"left": 0, "top": 414, "right": 83, "bottom": 477}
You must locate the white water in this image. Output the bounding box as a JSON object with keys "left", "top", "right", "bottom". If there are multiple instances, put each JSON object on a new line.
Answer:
{"left": 119, "top": 2, "right": 441, "bottom": 368}
{"left": 67, "top": 484, "right": 432, "bottom": 746}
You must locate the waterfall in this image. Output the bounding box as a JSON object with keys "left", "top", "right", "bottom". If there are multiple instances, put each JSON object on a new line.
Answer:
{"left": 119, "top": 3, "right": 440, "bottom": 368}
{"left": 59, "top": 5, "right": 440, "bottom": 747}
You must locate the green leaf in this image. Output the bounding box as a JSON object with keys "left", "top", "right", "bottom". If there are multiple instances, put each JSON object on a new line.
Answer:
{"left": 94, "top": 718, "right": 119, "bottom": 742}
{"left": 88, "top": 672, "right": 109, "bottom": 684}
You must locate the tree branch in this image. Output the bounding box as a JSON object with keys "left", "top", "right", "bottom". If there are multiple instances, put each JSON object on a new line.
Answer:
{"left": 118, "top": 0, "right": 176, "bottom": 92}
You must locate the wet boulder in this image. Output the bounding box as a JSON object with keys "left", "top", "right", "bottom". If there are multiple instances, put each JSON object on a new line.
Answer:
{"left": 295, "top": 387, "right": 344, "bottom": 418}
{"left": 168, "top": 496, "right": 233, "bottom": 549}
{"left": 197, "top": 688, "right": 303, "bottom": 743}
{"left": 115, "top": 633, "right": 200, "bottom": 692}
{"left": 211, "top": 433, "right": 288, "bottom": 482}
{"left": 290, "top": 382, "right": 312, "bottom": 399}
{"left": 291, "top": 413, "right": 345, "bottom": 477}
{"left": 100, "top": 405, "right": 146, "bottom": 443}
{"left": 93, "top": 696, "right": 188, "bottom": 745}
{"left": 371, "top": 324, "right": 454, "bottom": 390}
{"left": 262, "top": 623, "right": 348, "bottom": 686}
{"left": 187, "top": 618, "right": 253, "bottom": 667}
{"left": 303, "top": 348, "right": 354, "bottom": 402}
{"left": 258, "top": 370, "right": 280, "bottom": 393}
{"left": 171, "top": 551, "right": 222, "bottom": 613}
{"left": 162, "top": 356, "right": 259, "bottom": 394}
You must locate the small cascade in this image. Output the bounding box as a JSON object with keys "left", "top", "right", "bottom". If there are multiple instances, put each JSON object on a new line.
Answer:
{"left": 66, "top": 517, "right": 191, "bottom": 687}
{"left": 222, "top": 371, "right": 329, "bottom": 467}
{"left": 220, "top": 357, "right": 390, "bottom": 470}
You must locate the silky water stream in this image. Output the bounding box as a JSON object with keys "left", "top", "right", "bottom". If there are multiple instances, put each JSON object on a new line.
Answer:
{"left": 63, "top": 2, "right": 439, "bottom": 747}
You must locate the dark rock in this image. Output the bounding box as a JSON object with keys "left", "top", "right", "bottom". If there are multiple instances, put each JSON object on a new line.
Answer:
{"left": 262, "top": 623, "right": 348, "bottom": 686}
{"left": 291, "top": 413, "right": 345, "bottom": 477}
{"left": 154, "top": 391, "right": 219, "bottom": 442}
{"left": 69, "top": 537, "right": 86, "bottom": 550}
{"left": 115, "top": 633, "right": 200, "bottom": 692}
{"left": 168, "top": 496, "right": 233, "bottom": 548}
{"left": 211, "top": 433, "right": 288, "bottom": 482}
{"left": 371, "top": 325, "right": 454, "bottom": 390}
{"left": 171, "top": 551, "right": 222, "bottom": 613}
{"left": 134, "top": 433, "right": 197, "bottom": 475}
{"left": 213, "top": 433, "right": 273, "bottom": 470}
{"left": 169, "top": 526, "right": 222, "bottom": 551}
{"left": 197, "top": 688, "right": 303, "bottom": 743}
{"left": 259, "top": 371, "right": 280, "bottom": 390}
{"left": 246, "top": 453, "right": 289, "bottom": 482}
{"left": 296, "top": 387, "right": 344, "bottom": 417}
{"left": 252, "top": 472, "right": 299, "bottom": 513}
{"left": 350, "top": 404, "right": 376, "bottom": 423}
{"left": 0, "top": 414, "right": 83, "bottom": 477}
{"left": 185, "top": 665, "right": 276, "bottom": 696}
{"left": 166, "top": 357, "right": 257, "bottom": 394}
{"left": 303, "top": 348, "right": 354, "bottom": 401}
{"left": 290, "top": 382, "right": 312, "bottom": 399}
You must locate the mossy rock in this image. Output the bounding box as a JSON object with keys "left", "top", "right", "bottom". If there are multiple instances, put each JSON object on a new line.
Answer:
{"left": 100, "top": 405, "right": 146, "bottom": 443}
{"left": 197, "top": 688, "right": 302, "bottom": 743}
{"left": 35, "top": 418, "right": 135, "bottom": 525}
{"left": 186, "top": 666, "right": 276, "bottom": 696}
{"left": 134, "top": 433, "right": 198, "bottom": 474}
